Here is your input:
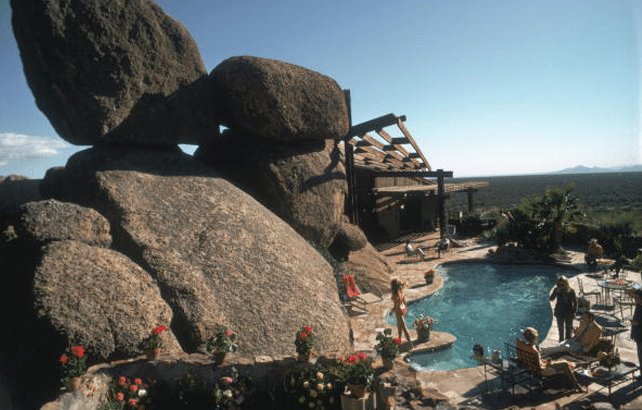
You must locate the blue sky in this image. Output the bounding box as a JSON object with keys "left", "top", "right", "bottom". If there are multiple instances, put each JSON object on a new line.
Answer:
{"left": 1, "top": 0, "right": 641, "bottom": 178}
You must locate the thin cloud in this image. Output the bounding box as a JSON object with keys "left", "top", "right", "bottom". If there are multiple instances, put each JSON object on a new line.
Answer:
{"left": 0, "top": 133, "right": 70, "bottom": 167}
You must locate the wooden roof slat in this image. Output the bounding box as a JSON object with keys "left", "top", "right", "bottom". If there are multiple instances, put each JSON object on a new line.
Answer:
{"left": 390, "top": 137, "right": 409, "bottom": 145}
{"left": 361, "top": 134, "right": 408, "bottom": 164}
{"left": 397, "top": 118, "right": 431, "bottom": 171}
{"left": 375, "top": 129, "right": 423, "bottom": 169}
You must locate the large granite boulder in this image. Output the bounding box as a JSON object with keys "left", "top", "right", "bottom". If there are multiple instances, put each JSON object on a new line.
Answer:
{"left": 91, "top": 166, "right": 350, "bottom": 355}
{"left": 10, "top": 0, "right": 215, "bottom": 145}
{"left": 18, "top": 199, "right": 112, "bottom": 247}
{"left": 212, "top": 56, "right": 350, "bottom": 141}
{"left": 33, "top": 240, "right": 179, "bottom": 359}
{"left": 330, "top": 222, "right": 368, "bottom": 261}
{"left": 195, "top": 133, "right": 347, "bottom": 248}
{"left": 0, "top": 175, "right": 42, "bottom": 215}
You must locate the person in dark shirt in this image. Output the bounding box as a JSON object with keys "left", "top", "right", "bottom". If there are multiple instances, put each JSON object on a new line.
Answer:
{"left": 627, "top": 288, "right": 642, "bottom": 379}
{"left": 549, "top": 275, "right": 577, "bottom": 342}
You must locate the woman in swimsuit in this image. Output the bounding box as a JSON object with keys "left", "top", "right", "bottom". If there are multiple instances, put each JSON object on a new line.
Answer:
{"left": 391, "top": 279, "right": 413, "bottom": 347}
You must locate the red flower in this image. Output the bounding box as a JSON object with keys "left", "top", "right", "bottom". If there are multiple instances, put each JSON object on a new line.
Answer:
{"left": 59, "top": 355, "right": 68, "bottom": 364}
{"left": 346, "top": 355, "right": 358, "bottom": 364}
{"left": 119, "top": 376, "right": 127, "bottom": 386}
{"left": 127, "top": 398, "right": 137, "bottom": 407}
{"left": 226, "top": 330, "right": 232, "bottom": 336}
{"left": 71, "top": 346, "right": 84, "bottom": 358}
{"left": 299, "top": 332, "right": 308, "bottom": 340}
{"left": 134, "top": 378, "right": 142, "bottom": 385}
{"left": 130, "top": 384, "right": 138, "bottom": 392}
{"left": 393, "top": 338, "right": 402, "bottom": 345}
{"left": 305, "top": 326, "right": 312, "bottom": 333}
{"left": 116, "top": 392, "right": 124, "bottom": 401}
{"left": 152, "top": 325, "right": 167, "bottom": 336}
{"left": 357, "top": 352, "right": 367, "bottom": 361}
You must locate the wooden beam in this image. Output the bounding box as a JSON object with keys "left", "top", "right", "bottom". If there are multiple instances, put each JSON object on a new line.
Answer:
{"left": 348, "top": 113, "right": 407, "bottom": 138}
{"left": 397, "top": 118, "right": 431, "bottom": 171}
{"left": 361, "top": 134, "right": 408, "bottom": 164}
{"left": 373, "top": 170, "right": 453, "bottom": 178}
{"left": 376, "top": 129, "right": 423, "bottom": 169}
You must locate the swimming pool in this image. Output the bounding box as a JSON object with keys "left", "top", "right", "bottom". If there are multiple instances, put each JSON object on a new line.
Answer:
{"left": 387, "top": 262, "right": 578, "bottom": 371}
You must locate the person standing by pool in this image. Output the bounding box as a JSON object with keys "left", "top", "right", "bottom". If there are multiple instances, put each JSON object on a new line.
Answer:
{"left": 549, "top": 275, "right": 577, "bottom": 342}
{"left": 627, "top": 288, "right": 642, "bottom": 377}
{"left": 391, "top": 279, "right": 413, "bottom": 348}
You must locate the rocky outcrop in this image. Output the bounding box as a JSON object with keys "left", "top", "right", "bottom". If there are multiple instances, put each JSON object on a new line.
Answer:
{"left": 195, "top": 133, "right": 347, "bottom": 248}
{"left": 10, "top": 0, "right": 214, "bottom": 145}
{"left": 212, "top": 56, "right": 349, "bottom": 141}
{"left": 0, "top": 175, "right": 42, "bottom": 215}
{"left": 18, "top": 199, "right": 112, "bottom": 247}
{"left": 91, "top": 164, "right": 350, "bottom": 355}
{"left": 329, "top": 222, "right": 368, "bottom": 261}
{"left": 33, "top": 240, "right": 179, "bottom": 359}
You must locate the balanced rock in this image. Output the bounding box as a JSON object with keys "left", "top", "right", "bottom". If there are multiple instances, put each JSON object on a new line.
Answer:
{"left": 330, "top": 222, "right": 368, "bottom": 258}
{"left": 33, "top": 240, "right": 178, "bottom": 359}
{"left": 11, "top": 0, "right": 214, "bottom": 145}
{"left": 212, "top": 56, "right": 350, "bottom": 141}
{"left": 195, "top": 133, "right": 347, "bottom": 248}
{"left": 18, "top": 199, "right": 112, "bottom": 247}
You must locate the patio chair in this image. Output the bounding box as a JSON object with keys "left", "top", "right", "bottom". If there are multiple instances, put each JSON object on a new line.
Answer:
{"left": 577, "top": 277, "right": 601, "bottom": 306}
{"left": 342, "top": 275, "right": 381, "bottom": 311}
{"left": 515, "top": 339, "right": 581, "bottom": 393}
{"left": 613, "top": 296, "right": 635, "bottom": 324}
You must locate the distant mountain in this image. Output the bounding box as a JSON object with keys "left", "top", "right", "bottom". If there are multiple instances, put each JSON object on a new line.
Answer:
{"left": 549, "top": 164, "right": 642, "bottom": 175}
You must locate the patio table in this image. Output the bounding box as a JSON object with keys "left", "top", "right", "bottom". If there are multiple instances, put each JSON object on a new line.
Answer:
{"left": 597, "top": 279, "right": 634, "bottom": 307}
{"left": 579, "top": 361, "right": 638, "bottom": 398}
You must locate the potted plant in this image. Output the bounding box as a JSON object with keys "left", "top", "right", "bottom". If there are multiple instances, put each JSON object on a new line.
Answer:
{"left": 100, "top": 376, "right": 150, "bottom": 409}
{"left": 424, "top": 269, "right": 436, "bottom": 285}
{"left": 374, "top": 328, "right": 402, "bottom": 370}
{"left": 206, "top": 325, "right": 238, "bottom": 365}
{"left": 412, "top": 314, "right": 437, "bottom": 342}
{"left": 294, "top": 325, "right": 316, "bottom": 362}
{"left": 338, "top": 352, "right": 375, "bottom": 398}
{"left": 140, "top": 325, "right": 167, "bottom": 360}
{"left": 597, "top": 349, "right": 621, "bottom": 371}
{"left": 284, "top": 366, "right": 339, "bottom": 409}
{"left": 60, "top": 344, "right": 87, "bottom": 391}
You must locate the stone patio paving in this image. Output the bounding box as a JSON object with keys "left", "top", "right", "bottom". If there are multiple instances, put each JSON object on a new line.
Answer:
{"left": 348, "top": 231, "right": 642, "bottom": 409}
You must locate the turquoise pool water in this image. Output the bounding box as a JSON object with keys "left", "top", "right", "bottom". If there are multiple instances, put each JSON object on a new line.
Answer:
{"left": 387, "top": 262, "right": 578, "bottom": 371}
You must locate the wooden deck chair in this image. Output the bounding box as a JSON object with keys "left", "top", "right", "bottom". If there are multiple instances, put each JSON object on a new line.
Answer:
{"left": 577, "top": 277, "right": 601, "bottom": 306}
{"left": 515, "top": 339, "right": 580, "bottom": 392}
{"left": 342, "top": 275, "right": 381, "bottom": 311}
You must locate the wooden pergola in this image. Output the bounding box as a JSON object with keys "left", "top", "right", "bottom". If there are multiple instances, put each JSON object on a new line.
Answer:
{"left": 342, "top": 107, "right": 487, "bottom": 237}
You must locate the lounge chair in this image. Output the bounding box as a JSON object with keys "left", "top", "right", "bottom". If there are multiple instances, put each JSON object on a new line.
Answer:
{"left": 342, "top": 275, "right": 381, "bottom": 311}
{"left": 515, "top": 339, "right": 582, "bottom": 393}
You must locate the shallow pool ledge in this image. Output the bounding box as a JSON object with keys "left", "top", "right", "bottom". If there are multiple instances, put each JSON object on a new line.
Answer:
{"left": 401, "top": 331, "right": 456, "bottom": 360}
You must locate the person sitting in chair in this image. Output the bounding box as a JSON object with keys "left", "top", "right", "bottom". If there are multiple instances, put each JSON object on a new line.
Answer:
{"left": 518, "top": 327, "right": 584, "bottom": 392}
{"left": 585, "top": 239, "right": 603, "bottom": 269}
{"left": 540, "top": 311, "right": 603, "bottom": 356}
{"left": 405, "top": 240, "right": 425, "bottom": 261}
{"left": 437, "top": 236, "right": 450, "bottom": 258}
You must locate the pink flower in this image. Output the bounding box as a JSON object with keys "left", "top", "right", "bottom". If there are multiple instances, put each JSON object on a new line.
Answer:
{"left": 305, "top": 326, "right": 312, "bottom": 333}
{"left": 116, "top": 392, "right": 124, "bottom": 401}
{"left": 71, "top": 346, "right": 84, "bottom": 358}
{"left": 59, "top": 355, "right": 68, "bottom": 364}
{"left": 130, "top": 384, "right": 138, "bottom": 392}
{"left": 119, "top": 376, "right": 127, "bottom": 386}
{"left": 134, "top": 378, "right": 142, "bottom": 385}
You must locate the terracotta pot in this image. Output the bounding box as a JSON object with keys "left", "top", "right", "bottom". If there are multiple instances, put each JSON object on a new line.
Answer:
{"left": 382, "top": 357, "right": 394, "bottom": 370}
{"left": 145, "top": 348, "right": 161, "bottom": 360}
{"left": 65, "top": 376, "right": 82, "bottom": 392}
{"left": 417, "top": 328, "right": 431, "bottom": 342}
{"left": 212, "top": 351, "right": 226, "bottom": 365}
{"left": 297, "top": 351, "right": 312, "bottom": 362}
{"left": 346, "top": 383, "right": 367, "bottom": 398}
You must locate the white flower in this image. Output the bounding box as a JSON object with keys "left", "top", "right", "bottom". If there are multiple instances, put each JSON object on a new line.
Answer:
{"left": 303, "top": 381, "right": 310, "bottom": 388}
{"left": 223, "top": 389, "right": 233, "bottom": 398}
{"left": 316, "top": 372, "right": 324, "bottom": 380}
{"left": 316, "top": 383, "right": 324, "bottom": 391}
{"left": 137, "top": 389, "right": 147, "bottom": 397}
